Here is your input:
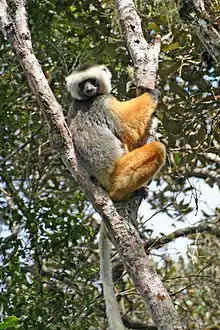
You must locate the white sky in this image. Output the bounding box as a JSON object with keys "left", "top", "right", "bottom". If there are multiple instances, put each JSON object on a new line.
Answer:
{"left": 139, "top": 181, "right": 220, "bottom": 259}
{"left": 1, "top": 179, "right": 219, "bottom": 261}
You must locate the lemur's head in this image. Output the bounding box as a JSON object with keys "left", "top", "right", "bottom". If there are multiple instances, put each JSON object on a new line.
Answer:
{"left": 66, "top": 64, "right": 112, "bottom": 100}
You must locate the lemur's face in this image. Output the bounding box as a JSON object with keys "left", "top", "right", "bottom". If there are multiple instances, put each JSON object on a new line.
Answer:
{"left": 66, "top": 65, "right": 112, "bottom": 100}
{"left": 78, "top": 78, "right": 100, "bottom": 99}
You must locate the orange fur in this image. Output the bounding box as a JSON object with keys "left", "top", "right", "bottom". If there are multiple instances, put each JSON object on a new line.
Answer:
{"left": 110, "top": 93, "right": 157, "bottom": 150}
{"left": 107, "top": 93, "right": 165, "bottom": 200}
{"left": 109, "top": 142, "right": 166, "bottom": 200}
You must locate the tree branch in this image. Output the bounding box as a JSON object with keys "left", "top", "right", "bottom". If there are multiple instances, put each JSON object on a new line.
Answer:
{"left": 203, "top": 153, "right": 220, "bottom": 165}
{"left": 0, "top": 1, "right": 183, "bottom": 329}
{"left": 179, "top": 0, "right": 220, "bottom": 62}
{"left": 188, "top": 168, "right": 220, "bottom": 183}
{"left": 116, "top": 0, "right": 161, "bottom": 91}
{"left": 144, "top": 223, "right": 220, "bottom": 251}
{"left": 0, "top": 124, "right": 46, "bottom": 166}
{"left": 112, "top": 221, "right": 220, "bottom": 283}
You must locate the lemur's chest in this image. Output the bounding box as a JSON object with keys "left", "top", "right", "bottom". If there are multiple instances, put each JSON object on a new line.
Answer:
{"left": 73, "top": 96, "right": 120, "bottom": 135}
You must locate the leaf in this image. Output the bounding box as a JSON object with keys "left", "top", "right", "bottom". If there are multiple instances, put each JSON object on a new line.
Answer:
{"left": 162, "top": 42, "right": 180, "bottom": 52}
{"left": 148, "top": 22, "right": 160, "bottom": 32}
{"left": 159, "top": 61, "right": 181, "bottom": 77}
{"left": 0, "top": 316, "right": 20, "bottom": 329}
{"left": 169, "top": 80, "right": 188, "bottom": 99}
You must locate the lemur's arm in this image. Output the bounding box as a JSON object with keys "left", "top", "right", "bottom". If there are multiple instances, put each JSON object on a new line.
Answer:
{"left": 110, "top": 92, "right": 158, "bottom": 150}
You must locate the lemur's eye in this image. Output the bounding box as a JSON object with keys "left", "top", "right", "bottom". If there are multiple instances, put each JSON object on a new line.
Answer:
{"left": 78, "top": 81, "right": 85, "bottom": 90}
{"left": 102, "top": 67, "right": 107, "bottom": 72}
{"left": 90, "top": 78, "right": 98, "bottom": 86}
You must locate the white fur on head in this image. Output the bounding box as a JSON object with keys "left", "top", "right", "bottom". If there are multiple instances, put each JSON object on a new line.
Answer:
{"left": 66, "top": 65, "right": 112, "bottom": 100}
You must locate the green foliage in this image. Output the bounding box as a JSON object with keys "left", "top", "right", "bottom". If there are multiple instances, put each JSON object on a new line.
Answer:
{"left": 0, "top": 0, "right": 219, "bottom": 329}
{"left": 0, "top": 315, "right": 20, "bottom": 329}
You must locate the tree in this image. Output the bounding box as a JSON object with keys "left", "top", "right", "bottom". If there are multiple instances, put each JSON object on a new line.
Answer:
{"left": 0, "top": 0, "right": 219, "bottom": 329}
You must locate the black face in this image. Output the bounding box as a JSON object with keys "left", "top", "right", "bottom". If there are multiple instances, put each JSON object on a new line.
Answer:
{"left": 78, "top": 78, "right": 100, "bottom": 99}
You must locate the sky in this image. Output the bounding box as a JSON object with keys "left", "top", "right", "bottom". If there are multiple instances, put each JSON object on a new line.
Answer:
{"left": 1, "top": 178, "right": 219, "bottom": 262}
{"left": 139, "top": 180, "right": 220, "bottom": 260}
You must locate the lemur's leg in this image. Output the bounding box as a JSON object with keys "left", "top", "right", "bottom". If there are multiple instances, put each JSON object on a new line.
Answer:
{"left": 109, "top": 141, "right": 166, "bottom": 201}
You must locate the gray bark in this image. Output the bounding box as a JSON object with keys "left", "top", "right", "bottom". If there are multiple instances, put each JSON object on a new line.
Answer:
{"left": 116, "top": 0, "right": 161, "bottom": 91}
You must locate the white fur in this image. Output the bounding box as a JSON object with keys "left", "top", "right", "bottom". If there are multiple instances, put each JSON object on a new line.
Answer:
{"left": 66, "top": 65, "right": 112, "bottom": 100}
{"left": 99, "top": 223, "right": 125, "bottom": 330}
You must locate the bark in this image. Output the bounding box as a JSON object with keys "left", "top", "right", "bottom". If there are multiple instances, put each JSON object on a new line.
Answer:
{"left": 113, "top": 221, "right": 220, "bottom": 283}
{"left": 179, "top": 0, "right": 220, "bottom": 62}
{"left": 203, "top": 153, "right": 220, "bottom": 165}
{"left": 116, "top": 0, "right": 161, "bottom": 91}
{"left": 0, "top": 0, "right": 183, "bottom": 329}
{"left": 188, "top": 168, "right": 220, "bottom": 183}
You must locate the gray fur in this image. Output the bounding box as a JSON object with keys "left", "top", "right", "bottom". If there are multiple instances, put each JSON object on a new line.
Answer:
{"left": 68, "top": 95, "right": 125, "bottom": 189}
{"left": 66, "top": 65, "right": 126, "bottom": 188}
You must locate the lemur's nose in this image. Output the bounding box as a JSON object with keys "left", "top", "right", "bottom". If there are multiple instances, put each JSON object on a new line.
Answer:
{"left": 85, "top": 82, "right": 95, "bottom": 94}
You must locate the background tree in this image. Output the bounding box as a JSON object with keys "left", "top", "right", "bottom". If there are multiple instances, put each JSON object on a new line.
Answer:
{"left": 0, "top": 0, "right": 219, "bottom": 329}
